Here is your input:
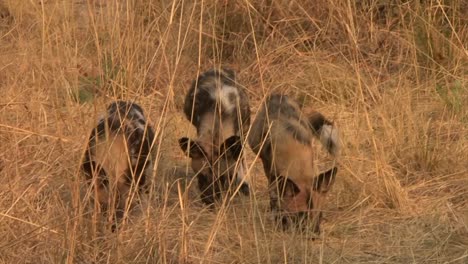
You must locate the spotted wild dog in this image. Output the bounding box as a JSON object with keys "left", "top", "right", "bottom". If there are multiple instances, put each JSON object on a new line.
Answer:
{"left": 82, "top": 101, "right": 155, "bottom": 229}
{"left": 179, "top": 68, "right": 251, "bottom": 206}
{"left": 248, "top": 94, "right": 340, "bottom": 234}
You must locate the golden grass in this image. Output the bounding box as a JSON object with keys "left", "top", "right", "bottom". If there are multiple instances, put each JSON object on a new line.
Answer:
{"left": 0, "top": 0, "right": 467, "bottom": 263}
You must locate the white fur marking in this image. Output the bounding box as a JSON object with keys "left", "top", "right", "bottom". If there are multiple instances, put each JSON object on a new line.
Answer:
{"left": 134, "top": 120, "right": 146, "bottom": 131}
{"left": 320, "top": 124, "right": 340, "bottom": 156}
{"left": 236, "top": 158, "right": 249, "bottom": 185}
{"left": 131, "top": 108, "right": 145, "bottom": 122}
{"left": 210, "top": 85, "right": 239, "bottom": 113}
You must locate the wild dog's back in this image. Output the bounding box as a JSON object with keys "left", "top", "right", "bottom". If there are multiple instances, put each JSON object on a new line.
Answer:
{"left": 249, "top": 94, "right": 339, "bottom": 163}
{"left": 83, "top": 101, "right": 155, "bottom": 185}
{"left": 250, "top": 95, "right": 311, "bottom": 140}
{"left": 183, "top": 68, "right": 250, "bottom": 140}
{"left": 249, "top": 94, "right": 316, "bottom": 183}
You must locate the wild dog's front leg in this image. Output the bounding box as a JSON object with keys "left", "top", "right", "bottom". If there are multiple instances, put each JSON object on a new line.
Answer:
{"left": 105, "top": 174, "right": 134, "bottom": 232}
{"left": 234, "top": 158, "right": 250, "bottom": 196}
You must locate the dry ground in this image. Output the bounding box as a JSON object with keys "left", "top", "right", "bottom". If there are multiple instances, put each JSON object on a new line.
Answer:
{"left": 0, "top": 0, "right": 467, "bottom": 263}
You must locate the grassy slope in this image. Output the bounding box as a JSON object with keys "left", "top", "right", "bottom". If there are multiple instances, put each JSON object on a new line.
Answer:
{"left": 0, "top": 0, "right": 467, "bottom": 263}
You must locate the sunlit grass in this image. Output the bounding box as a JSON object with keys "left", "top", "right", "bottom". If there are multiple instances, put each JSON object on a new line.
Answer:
{"left": 0, "top": 0, "right": 466, "bottom": 263}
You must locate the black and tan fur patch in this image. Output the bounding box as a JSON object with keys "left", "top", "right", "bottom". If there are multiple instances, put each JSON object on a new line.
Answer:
{"left": 248, "top": 93, "right": 338, "bottom": 234}
{"left": 183, "top": 68, "right": 250, "bottom": 137}
{"left": 180, "top": 68, "right": 251, "bottom": 206}
{"left": 82, "top": 101, "right": 155, "bottom": 229}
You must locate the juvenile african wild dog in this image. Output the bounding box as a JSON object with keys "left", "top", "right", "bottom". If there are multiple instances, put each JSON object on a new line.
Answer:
{"left": 179, "top": 68, "right": 251, "bottom": 206}
{"left": 82, "top": 101, "right": 155, "bottom": 228}
{"left": 248, "top": 94, "right": 340, "bottom": 234}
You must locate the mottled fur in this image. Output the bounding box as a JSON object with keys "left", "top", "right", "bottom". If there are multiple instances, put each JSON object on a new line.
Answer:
{"left": 248, "top": 94, "right": 339, "bottom": 234}
{"left": 183, "top": 68, "right": 250, "bottom": 137}
{"left": 82, "top": 101, "right": 155, "bottom": 229}
{"left": 179, "top": 68, "right": 251, "bottom": 206}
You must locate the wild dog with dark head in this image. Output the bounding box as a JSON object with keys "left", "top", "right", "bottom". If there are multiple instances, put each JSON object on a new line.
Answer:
{"left": 179, "top": 68, "right": 251, "bottom": 206}
{"left": 248, "top": 94, "right": 339, "bottom": 234}
{"left": 82, "top": 101, "right": 155, "bottom": 229}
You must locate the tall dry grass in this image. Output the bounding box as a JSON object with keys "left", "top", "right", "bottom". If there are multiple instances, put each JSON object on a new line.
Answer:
{"left": 0, "top": 0, "right": 467, "bottom": 263}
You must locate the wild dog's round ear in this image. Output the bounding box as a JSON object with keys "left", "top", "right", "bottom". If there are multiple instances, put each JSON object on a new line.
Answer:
{"left": 178, "top": 137, "right": 205, "bottom": 158}
{"left": 220, "top": 135, "right": 242, "bottom": 159}
{"left": 312, "top": 167, "right": 338, "bottom": 193}
{"left": 307, "top": 111, "right": 327, "bottom": 136}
